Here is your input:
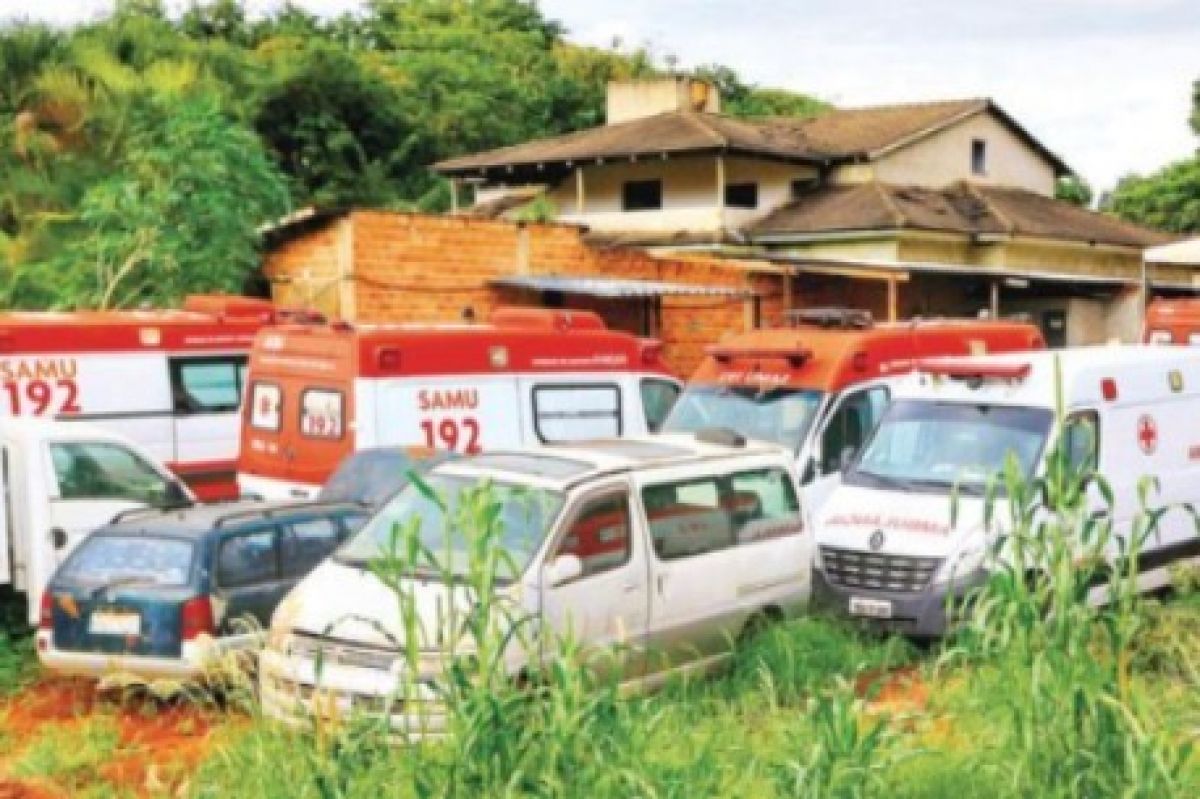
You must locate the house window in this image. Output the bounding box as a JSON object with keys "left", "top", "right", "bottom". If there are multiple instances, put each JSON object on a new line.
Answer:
{"left": 622, "top": 179, "right": 662, "bottom": 211}
{"left": 971, "top": 139, "right": 987, "bottom": 175}
{"left": 724, "top": 182, "right": 758, "bottom": 209}
{"left": 790, "top": 177, "right": 819, "bottom": 199}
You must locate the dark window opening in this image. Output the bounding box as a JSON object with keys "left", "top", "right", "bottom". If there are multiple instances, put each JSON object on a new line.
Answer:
{"left": 724, "top": 182, "right": 758, "bottom": 209}
{"left": 971, "top": 139, "right": 987, "bottom": 176}
{"left": 790, "top": 177, "right": 820, "bottom": 199}
{"left": 622, "top": 180, "right": 663, "bottom": 211}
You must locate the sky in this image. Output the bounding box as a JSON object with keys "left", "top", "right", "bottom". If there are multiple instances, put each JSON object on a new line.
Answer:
{"left": 3, "top": 0, "right": 1197, "bottom": 193}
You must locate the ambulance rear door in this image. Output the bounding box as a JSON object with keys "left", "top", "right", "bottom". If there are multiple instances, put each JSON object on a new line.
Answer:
{"left": 374, "top": 374, "right": 523, "bottom": 455}
{"left": 168, "top": 354, "right": 247, "bottom": 493}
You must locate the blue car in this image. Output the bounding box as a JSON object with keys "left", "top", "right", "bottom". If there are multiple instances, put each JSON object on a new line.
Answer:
{"left": 37, "top": 500, "right": 369, "bottom": 679}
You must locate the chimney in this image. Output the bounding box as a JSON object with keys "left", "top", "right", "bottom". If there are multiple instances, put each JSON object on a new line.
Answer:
{"left": 606, "top": 77, "right": 720, "bottom": 125}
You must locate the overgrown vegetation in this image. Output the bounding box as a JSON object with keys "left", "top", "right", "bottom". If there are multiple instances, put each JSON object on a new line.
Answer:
{"left": 190, "top": 394, "right": 1200, "bottom": 798}
{"left": 0, "top": 0, "right": 826, "bottom": 309}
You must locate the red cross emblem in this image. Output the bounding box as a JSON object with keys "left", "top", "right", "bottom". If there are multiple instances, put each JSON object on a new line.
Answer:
{"left": 1137, "top": 414, "right": 1157, "bottom": 455}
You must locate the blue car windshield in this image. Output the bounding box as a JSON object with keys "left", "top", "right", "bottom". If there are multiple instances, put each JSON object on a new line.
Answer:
{"left": 59, "top": 536, "right": 195, "bottom": 588}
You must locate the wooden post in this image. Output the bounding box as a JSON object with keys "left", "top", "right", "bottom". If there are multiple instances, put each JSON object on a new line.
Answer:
{"left": 886, "top": 277, "right": 898, "bottom": 323}
{"left": 575, "top": 167, "right": 585, "bottom": 215}
{"left": 715, "top": 156, "right": 726, "bottom": 224}
{"left": 990, "top": 280, "right": 1000, "bottom": 318}
{"left": 449, "top": 178, "right": 459, "bottom": 214}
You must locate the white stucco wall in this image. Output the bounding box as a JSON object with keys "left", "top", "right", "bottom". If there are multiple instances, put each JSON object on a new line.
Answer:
{"left": 830, "top": 111, "right": 1060, "bottom": 195}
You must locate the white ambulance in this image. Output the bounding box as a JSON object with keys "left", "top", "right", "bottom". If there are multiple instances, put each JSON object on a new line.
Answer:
{"left": 0, "top": 295, "right": 293, "bottom": 500}
{"left": 237, "top": 308, "right": 682, "bottom": 499}
{"left": 0, "top": 417, "right": 193, "bottom": 625}
{"left": 812, "top": 346, "right": 1200, "bottom": 637}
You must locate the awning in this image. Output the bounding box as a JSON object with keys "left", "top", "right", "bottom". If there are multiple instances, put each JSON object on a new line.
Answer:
{"left": 1146, "top": 238, "right": 1200, "bottom": 266}
{"left": 770, "top": 255, "right": 1137, "bottom": 288}
{"left": 490, "top": 274, "right": 755, "bottom": 298}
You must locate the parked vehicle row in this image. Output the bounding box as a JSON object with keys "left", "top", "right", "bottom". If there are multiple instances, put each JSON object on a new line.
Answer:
{"left": 20, "top": 298, "right": 1200, "bottom": 735}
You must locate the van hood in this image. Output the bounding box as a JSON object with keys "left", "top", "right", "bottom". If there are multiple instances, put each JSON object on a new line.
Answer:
{"left": 815, "top": 483, "right": 987, "bottom": 558}
{"left": 272, "top": 559, "right": 522, "bottom": 652}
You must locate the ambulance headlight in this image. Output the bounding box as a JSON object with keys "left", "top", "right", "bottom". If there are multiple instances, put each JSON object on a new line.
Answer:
{"left": 933, "top": 536, "right": 990, "bottom": 587}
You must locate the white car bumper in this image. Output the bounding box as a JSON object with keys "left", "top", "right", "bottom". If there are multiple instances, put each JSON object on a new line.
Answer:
{"left": 237, "top": 473, "right": 320, "bottom": 501}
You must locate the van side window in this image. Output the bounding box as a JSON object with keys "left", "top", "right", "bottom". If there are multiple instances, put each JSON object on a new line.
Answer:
{"left": 820, "top": 387, "right": 889, "bottom": 474}
{"left": 300, "top": 389, "right": 344, "bottom": 439}
{"left": 533, "top": 384, "right": 621, "bottom": 442}
{"left": 643, "top": 469, "right": 802, "bottom": 560}
{"left": 640, "top": 379, "right": 680, "bottom": 433}
{"left": 280, "top": 517, "right": 342, "bottom": 577}
{"left": 170, "top": 356, "right": 247, "bottom": 414}
{"left": 249, "top": 382, "right": 282, "bottom": 431}
{"left": 1062, "top": 411, "right": 1099, "bottom": 473}
{"left": 217, "top": 528, "right": 279, "bottom": 588}
{"left": 551, "top": 493, "right": 632, "bottom": 580}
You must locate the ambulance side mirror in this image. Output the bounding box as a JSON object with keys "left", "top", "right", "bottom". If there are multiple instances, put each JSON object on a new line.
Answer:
{"left": 544, "top": 554, "right": 584, "bottom": 588}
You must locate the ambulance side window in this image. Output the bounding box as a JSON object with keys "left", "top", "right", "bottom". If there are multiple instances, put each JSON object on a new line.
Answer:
{"left": 1062, "top": 411, "right": 1099, "bottom": 473}
{"left": 820, "top": 387, "right": 889, "bottom": 474}
{"left": 533, "top": 384, "right": 621, "bottom": 442}
{"left": 640, "top": 379, "right": 681, "bottom": 433}
{"left": 170, "top": 356, "right": 247, "bottom": 415}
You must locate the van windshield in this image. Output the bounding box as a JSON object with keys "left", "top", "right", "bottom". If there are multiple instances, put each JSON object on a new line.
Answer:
{"left": 662, "top": 385, "right": 824, "bottom": 451}
{"left": 335, "top": 473, "right": 565, "bottom": 582}
{"left": 845, "top": 400, "right": 1053, "bottom": 495}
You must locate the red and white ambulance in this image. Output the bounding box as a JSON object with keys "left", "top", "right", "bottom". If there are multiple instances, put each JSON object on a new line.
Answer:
{"left": 1145, "top": 299, "right": 1200, "bottom": 345}
{"left": 0, "top": 295, "right": 293, "bottom": 501}
{"left": 237, "top": 308, "right": 683, "bottom": 499}
{"left": 662, "top": 309, "right": 1045, "bottom": 513}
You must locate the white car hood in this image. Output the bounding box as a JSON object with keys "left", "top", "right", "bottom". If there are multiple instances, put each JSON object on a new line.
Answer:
{"left": 815, "top": 483, "right": 988, "bottom": 556}
{"left": 275, "top": 560, "right": 497, "bottom": 651}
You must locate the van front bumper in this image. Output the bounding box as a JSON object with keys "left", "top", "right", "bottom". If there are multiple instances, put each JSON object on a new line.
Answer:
{"left": 259, "top": 647, "right": 447, "bottom": 740}
{"left": 812, "top": 567, "right": 990, "bottom": 639}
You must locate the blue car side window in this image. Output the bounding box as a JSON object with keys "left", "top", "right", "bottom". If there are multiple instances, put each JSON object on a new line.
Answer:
{"left": 217, "top": 528, "right": 278, "bottom": 588}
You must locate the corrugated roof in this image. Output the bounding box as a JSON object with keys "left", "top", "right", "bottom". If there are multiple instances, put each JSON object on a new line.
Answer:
{"left": 434, "top": 98, "right": 1071, "bottom": 177}
{"left": 750, "top": 182, "right": 1170, "bottom": 249}
{"left": 490, "top": 274, "right": 754, "bottom": 298}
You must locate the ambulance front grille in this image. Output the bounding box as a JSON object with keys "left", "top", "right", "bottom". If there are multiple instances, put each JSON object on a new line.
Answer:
{"left": 820, "top": 546, "right": 942, "bottom": 594}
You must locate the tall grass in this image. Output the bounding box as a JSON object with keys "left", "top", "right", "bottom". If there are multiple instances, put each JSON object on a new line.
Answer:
{"left": 193, "top": 394, "right": 1200, "bottom": 798}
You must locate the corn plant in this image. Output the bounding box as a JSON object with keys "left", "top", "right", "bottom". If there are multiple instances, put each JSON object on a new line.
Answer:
{"left": 945, "top": 358, "right": 1195, "bottom": 798}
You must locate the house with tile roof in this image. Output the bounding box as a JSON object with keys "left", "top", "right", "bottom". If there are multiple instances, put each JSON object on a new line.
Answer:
{"left": 436, "top": 78, "right": 1186, "bottom": 345}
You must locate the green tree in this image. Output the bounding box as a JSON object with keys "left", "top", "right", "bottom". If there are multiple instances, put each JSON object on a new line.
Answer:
{"left": 1106, "top": 158, "right": 1200, "bottom": 235}
{"left": 26, "top": 95, "right": 288, "bottom": 309}
{"left": 693, "top": 64, "right": 828, "bottom": 119}
{"left": 1055, "top": 174, "right": 1093, "bottom": 207}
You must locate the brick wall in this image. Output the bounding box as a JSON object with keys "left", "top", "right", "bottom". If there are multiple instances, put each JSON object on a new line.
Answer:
{"left": 263, "top": 210, "right": 789, "bottom": 376}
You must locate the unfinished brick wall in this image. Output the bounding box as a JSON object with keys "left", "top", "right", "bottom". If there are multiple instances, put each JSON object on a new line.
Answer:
{"left": 263, "top": 210, "right": 788, "bottom": 376}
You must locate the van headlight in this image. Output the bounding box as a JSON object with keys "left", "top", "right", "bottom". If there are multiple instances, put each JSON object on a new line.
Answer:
{"left": 933, "top": 537, "right": 989, "bottom": 587}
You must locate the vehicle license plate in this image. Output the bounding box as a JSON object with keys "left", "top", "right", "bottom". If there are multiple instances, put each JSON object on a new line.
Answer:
{"left": 849, "top": 597, "right": 893, "bottom": 619}
{"left": 89, "top": 611, "right": 141, "bottom": 636}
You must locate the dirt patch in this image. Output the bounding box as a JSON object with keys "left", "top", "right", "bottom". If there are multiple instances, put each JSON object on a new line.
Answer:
{"left": 0, "top": 677, "right": 242, "bottom": 797}
{"left": 856, "top": 666, "right": 929, "bottom": 716}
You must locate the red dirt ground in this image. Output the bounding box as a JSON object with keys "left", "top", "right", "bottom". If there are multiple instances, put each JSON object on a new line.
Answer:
{"left": 0, "top": 676, "right": 241, "bottom": 797}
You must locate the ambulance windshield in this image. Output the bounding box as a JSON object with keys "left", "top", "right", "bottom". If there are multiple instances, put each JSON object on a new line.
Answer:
{"left": 662, "top": 386, "right": 824, "bottom": 451}
{"left": 336, "top": 473, "right": 564, "bottom": 582}
{"left": 847, "top": 400, "right": 1053, "bottom": 495}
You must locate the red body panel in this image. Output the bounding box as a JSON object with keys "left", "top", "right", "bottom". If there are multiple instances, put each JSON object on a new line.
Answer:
{"left": 1145, "top": 300, "right": 1200, "bottom": 344}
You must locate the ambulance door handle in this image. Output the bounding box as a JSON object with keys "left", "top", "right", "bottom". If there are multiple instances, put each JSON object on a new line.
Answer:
{"left": 656, "top": 574, "right": 667, "bottom": 595}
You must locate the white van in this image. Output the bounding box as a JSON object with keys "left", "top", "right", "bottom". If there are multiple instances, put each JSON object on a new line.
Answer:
{"left": 812, "top": 346, "right": 1200, "bottom": 637}
{"left": 260, "top": 433, "right": 809, "bottom": 733}
{"left": 1, "top": 417, "right": 194, "bottom": 625}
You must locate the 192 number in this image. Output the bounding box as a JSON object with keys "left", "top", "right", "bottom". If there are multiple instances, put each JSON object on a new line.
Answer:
{"left": 420, "top": 417, "right": 481, "bottom": 454}
{"left": 3, "top": 379, "right": 81, "bottom": 416}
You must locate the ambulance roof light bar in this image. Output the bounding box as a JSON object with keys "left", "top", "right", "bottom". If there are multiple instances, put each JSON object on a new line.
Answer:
{"left": 914, "top": 358, "right": 1032, "bottom": 381}
{"left": 706, "top": 344, "right": 814, "bottom": 367}
{"left": 786, "top": 308, "right": 873, "bottom": 330}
